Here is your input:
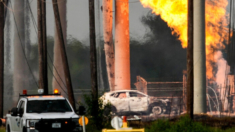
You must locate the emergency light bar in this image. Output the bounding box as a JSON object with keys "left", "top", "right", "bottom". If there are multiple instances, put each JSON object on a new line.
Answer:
{"left": 54, "top": 89, "right": 59, "bottom": 94}
{"left": 20, "top": 89, "right": 61, "bottom": 97}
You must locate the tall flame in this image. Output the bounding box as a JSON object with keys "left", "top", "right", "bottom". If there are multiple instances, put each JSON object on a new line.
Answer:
{"left": 140, "top": 0, "right": 229, "bottom": 80}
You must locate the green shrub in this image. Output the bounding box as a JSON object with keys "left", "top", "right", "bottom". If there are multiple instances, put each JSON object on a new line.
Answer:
{"left": 169, "top": 115, "right": 213, "bottom": 132}
{"left": 146, "top": 119, "right": 170, "bottom": 132}
{"left": 146, "top": 115, "right": 216, "bottom": 132}
{"left": 81, "top": 92, "right": 112, "bottom": 131}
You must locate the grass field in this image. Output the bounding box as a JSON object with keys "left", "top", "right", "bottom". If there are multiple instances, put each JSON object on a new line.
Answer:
{"left": 2, "top": 116, "right": 235, "bottom": 132}
{"left": 0, "top": 127, "right": 4, "bottom": 132}
{"left": 143, "top": 115, "right": 235, "bottom": 132}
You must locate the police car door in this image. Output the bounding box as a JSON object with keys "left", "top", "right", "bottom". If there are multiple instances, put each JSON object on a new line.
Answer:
{"left": 16, "top": 101, "right": 25, "bottom": 132}
{"left": 10, "top": 100, "right": 23, "bottom": 132}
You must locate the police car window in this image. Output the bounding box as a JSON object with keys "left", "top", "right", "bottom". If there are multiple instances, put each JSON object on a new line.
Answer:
{"left": 20, "top": 101, "right": 25, "bottom": 110}
{"left": 17, "top": 101, "right": 25, "bottom": 115}
{"left": 129, "top": 92, "right": 146, "bottom": 97}
{"left": 17, "top": 101, "right": 23, "bottom": 108}
{"left": 18, "top": 101, "right": 25, "bottom": 111}
{"left": 26, "top": 100, "right": 72, "bottom": 113}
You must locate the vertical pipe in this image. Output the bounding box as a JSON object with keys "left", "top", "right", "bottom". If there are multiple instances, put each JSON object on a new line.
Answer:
{"left": 193, "top": 0, "right": 206, "bottom": 114}
{"left": 38, "top": 0, "right": 44, "bottom": 90}
{"left": 42, "top": 0, "right": 48, "bottom": 94}
{"left": 115, "top": 0, "right": 130, "bottom": 90}
{"left": 0, "top": 0, "right": 4, "bottom": 118}
{"left": 82, "top": 116, "right": 86, "bottom": 132}
{"left": 187, "top": 0, "right": 194, "bottom": 118}
{"left": 89, "top": 0, "right": 99, "bottom": 121}
{"left": 96, "top": 0, "right": 104, "bottom": 91}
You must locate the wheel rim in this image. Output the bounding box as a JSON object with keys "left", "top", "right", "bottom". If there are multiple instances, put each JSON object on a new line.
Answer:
{"left": 152, "top": 106, "right": 162, "bottom": 115}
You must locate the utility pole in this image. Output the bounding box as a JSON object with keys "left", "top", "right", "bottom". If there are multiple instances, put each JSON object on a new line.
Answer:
{"left": 193, "top": 0, "right": 206, "bottom": 114}
{"left": 38, "top": 0, "right": 48, "bottom": 93}
{"left": 52, "top": 0, "right": 75, "bottom": 109}
{"left": 53, "top": 0, "right": 67, "bottom": 97}
{"left": 89, "top": 0, "right": 98, "bottom": 121}
{"left": 42, "top": 0, "right": 48, "bottom": 94}
{"left": 0, "top": 0, "right": 4, "bottom": 118}
{"left": 187, "top": 0, "right": 194, "bottom": 119}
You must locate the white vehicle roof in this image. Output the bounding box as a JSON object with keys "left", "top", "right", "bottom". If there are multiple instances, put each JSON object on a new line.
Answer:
{"left": 21, "top": 95, "right": 66, "bottom": 101}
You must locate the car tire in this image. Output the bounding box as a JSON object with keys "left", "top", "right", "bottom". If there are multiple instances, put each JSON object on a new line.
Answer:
{"left": 7, "top": 125, "right": 10, "bottom": 132}
{"left": 152, "top": 106, "right": 162, "bottom": 115}
{"left": 111, "top": 106, "right": 117, "bottom": 115}
{"left": 23, "top": 127, "right": 27, "bottom": 132}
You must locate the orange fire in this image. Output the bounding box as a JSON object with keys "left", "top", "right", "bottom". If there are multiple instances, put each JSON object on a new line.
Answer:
{"left": 140, "top": 0, "right": 229, "bottom": 80}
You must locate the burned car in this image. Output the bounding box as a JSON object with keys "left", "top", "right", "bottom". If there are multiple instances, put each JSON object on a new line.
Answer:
{"left": 100, "top": 90, "right": 170, "bottom": 115}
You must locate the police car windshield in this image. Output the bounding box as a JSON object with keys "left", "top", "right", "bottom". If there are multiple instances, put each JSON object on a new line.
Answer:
{"left": 27, "top": 100, "right": 72, "bottom": 113}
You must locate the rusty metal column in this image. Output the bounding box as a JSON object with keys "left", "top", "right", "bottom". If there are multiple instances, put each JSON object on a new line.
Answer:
{"left": 103, "top": 0, "right": 115, "bottom": 91}
{"left": 193, "top": 0, "right": 206, "bottom": 114}
{"left": 115, "top": 0, "right": 130, "bottom": 90}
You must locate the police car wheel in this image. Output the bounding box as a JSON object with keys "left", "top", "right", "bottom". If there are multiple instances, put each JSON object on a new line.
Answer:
{"left": 23, "top": 127, "right": 27, "bottom": 132}
{"left": 7, "top": 125, "right": 10, "bottom": 132}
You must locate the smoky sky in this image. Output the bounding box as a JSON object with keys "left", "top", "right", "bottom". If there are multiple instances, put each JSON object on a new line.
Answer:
{"left": 25, "top": 0, "right": 150, "bottom": 44}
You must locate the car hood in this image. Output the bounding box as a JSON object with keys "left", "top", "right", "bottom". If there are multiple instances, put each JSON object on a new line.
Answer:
{"left": 24, "top": 112, "right": 79, "bottom": 119}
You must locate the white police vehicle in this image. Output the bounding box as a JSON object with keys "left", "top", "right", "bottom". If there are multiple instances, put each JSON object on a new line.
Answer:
{"left": 6, "top": 89, "right": 83, "bottom": 132}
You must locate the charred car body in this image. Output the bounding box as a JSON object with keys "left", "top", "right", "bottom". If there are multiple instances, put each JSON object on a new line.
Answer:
{"left": 101, "top": 90, "right": 171, "bottom": 115}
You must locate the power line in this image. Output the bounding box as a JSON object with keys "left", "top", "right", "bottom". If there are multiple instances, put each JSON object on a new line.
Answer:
{"left": 2, "top": 0, "right": 33, "bottom": 12}
{"left": 26, "top": 0, "right": 68, "bottom": 90}
{"left": 47, "top": 61, "right": 68, "bottom": 95}
{"left": 25, "top": 0, "right": 82, "bottom": 106}
{"left": 26, "top": 0, "right": 38, "bottom": 36}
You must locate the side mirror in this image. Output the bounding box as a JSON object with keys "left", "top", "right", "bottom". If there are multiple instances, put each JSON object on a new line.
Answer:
{"left": 11, "top": 108, "right": 18, "bottom": 116}
{"left": 77, "top": 106, "right": 86, "bottom": 115}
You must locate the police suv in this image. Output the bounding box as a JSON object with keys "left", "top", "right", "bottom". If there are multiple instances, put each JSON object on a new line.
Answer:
{"left": 6, "top": 89, "right": 83, "bottom": 132}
